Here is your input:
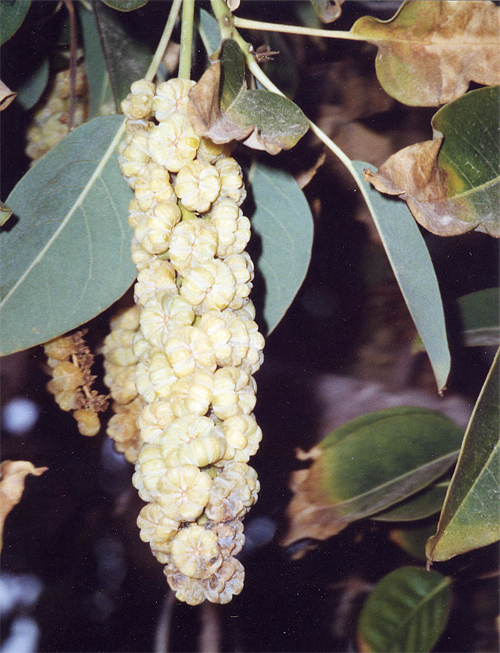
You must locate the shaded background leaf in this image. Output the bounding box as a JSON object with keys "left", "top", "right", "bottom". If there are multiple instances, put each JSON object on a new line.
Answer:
{"left": 390, "top": 520, "right": 441, "bottom": 562}
{"left": 426, "top": 348, "right": 500, "bottom": 562}
{"left": 352, "top": 161, "right": 450, "bottom": 391}
{"left": 458, "top": 288, "right": 500, "bottom": 347}
{"left": 283, "top": 407, "right": 463, "bottom": 548}
{"left": 91, "top": 0, "right": 151, "bottom": 109}
{"left": 0, "top": 0, "right": 31, "bottom": 45}
{"left": 357, "top": 567, "right": 451, "bottom": 653}
{"left": 80, "top": 4, "right": 116, "bottom": 117}
{"left": 0, "top": 116, "right": 135, "bottom": 356}
{"left": 15, "top": 56, "right": 49, "bottom": 111}
{"left": 351, "top": 0, "right": 500, "bottom": 106}
{"left": 198, "top": 8, "right": 221, "bottom": 59}
{"left": 249, "top": 162, "right": 313, "bottom": 335}
{"left": 100, "top": 0, "right": 148, "bottom": 12}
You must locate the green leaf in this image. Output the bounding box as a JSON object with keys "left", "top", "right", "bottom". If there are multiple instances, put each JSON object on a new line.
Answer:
{"left": 357, "top": 567, "right": 451, "bottom": 653}
{"left": 219, "top": 37, "right": 246, "bottom": 112}
{"left": 249, "top": 163, "right": 313, "bottom": 335}
{"left": 0, "top": 0, "right": 31, "bottom": 45}
{"left": 390, "top": 520, "right": 440, "bottom": 562}
{"left": 0, "top": 116, "right": 135, "bottom": 356}
{"left": 282, "top": 407, "right": 463, "bottom": 547}
{"left": 352, "top": 161, "right": 451, "bottom": 392}
{"left": 372, "top": 481, "right": 449, "bottom": 522}
{"left": 79, "top": 4, "right": 116, "bottom": 118}
{"left": 100, "top": 0, "right": 148, "bottom": 11}
{"left": 91, "top": 1, "right": 151, "bottom": 109}
{"left": 310, "top": 0, "right": 344, "bottom": 24}
{"left": 351, "top": 1, "right": 500, "bottom": 106}
{"left": 15, "top": 57, "right": 49, "bottom": 111}
{"left": 198, "top": 8, "right": 221, "bottom": 58}
{"left": 458, "top": 288, "right": 500, "bottom": 347}
{"left": 426, "top": 348, "right": 500, "bottom": 562}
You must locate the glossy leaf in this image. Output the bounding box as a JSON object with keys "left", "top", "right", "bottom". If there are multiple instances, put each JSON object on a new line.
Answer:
{"left": 100, "top": 0, "right": 148, "bottom": 11}
{"left": 373, "top": 481, "right": 449, "bottom": 523}
{"left": 390, "top": 520, "right": 440, "bottom": 562}
{"left": 198, "top": 8, "right": 221, "bottom": 58}
{"left": 459, "top": 289, "right": 500, "bottom": 347}
{"left": 351, "top": 1, "right": 500, "bottom": 106}
{"left": 0, "top": 0, "right": 31, "bottom": 45}
{"left": 15, "top": 57, "right": 49, "bottom": 111}
{"left": 426, "top": 348, "right": 500, "bottom": 562}
{"left": 91, "top": 0, "right": 151, "bottom": 109}
{"left": 357, "top": 567, "right": 451, "bottom": 653}
{"left": 352, "top": 161, "right": 450, "bottom": 392}
{"left": 282, "top": 407, "right": 463, "bottom": 547}
{"left": 0, "top": 116, "right": 135, "bottom": 356}
{"left": 80, "top": 5, "right": 116, "bottom": 118}
{"left": 249, "top": 162, "right": 313, "bottom": 335}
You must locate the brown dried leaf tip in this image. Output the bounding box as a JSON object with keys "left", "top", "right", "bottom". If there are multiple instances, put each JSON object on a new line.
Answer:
{"left": 44, "top": 329, "right": 109, "bottom": 436}
{"left": 0, "top": 460, "right": 48, "bottom": 552}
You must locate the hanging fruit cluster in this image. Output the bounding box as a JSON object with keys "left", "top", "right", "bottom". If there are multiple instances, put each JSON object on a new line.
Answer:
{"left": 103, "top": 77, "right": 265, "bottom": 604}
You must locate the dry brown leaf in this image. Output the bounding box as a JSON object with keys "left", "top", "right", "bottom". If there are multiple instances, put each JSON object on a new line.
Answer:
{"left": 281, "top": 455, "right": 350, "bottom": 559}
{"left": 188, "top": 62, "right": 254, "bottom": 145}
{"left": 352, "top": 1, "right": 500, "bottom": 106}
{"left": 0, "top": 460, "right": 48, "bottom": 552}
{"left": 0, "top": 80, "right": 17, "bottom": 111}
{"left": 365, "top": 137, "right": 499, "bottom": 237}
{"left": 295, "top": 152, "right": 326, "bottom": 190}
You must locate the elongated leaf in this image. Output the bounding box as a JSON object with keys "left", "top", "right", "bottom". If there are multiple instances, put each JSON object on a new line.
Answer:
{"left": 100, "top": 0, "right": 148, "bottom": 11}
{"left": 352, "top": 161, "right": 450, "bottom": 391}
{"left": 15, "top": 56, "right": 49, "bottom": 111}
{"left": 357, "top": 567, "right": 451, "bottom": 653}
{"left": 198, "top": 8, "right": 221, "bottom": 58}
{"left": 80, "top": 5, "right": 116, "bottom": 118}
{"left": 249, "top": 162, "right": 313, "bottom": 335}
{"left": 426, "top": 348, "right": 500, "bottom": 562}
{"left": 373, "top": 481, "right": 449, "bottom": 522}
{"left": 459, "top": 288, "right": 500, "bottom": 347}
{"left": 0, "top": 116, "right": 135, "bottom": 356}
{"left": 0, "top": 0, "right": 31, "bottom": 45}
{"left": 390, "top": 520, "right": 440, "bottom": 562}
{"left": 351, "top": 1, "right": 500, "bottom": 106}
{"left": 92, "top": 0, "right": 151, "bottom": 109}
{"left": 282, "top": 407, "right": 463, "bottom": 547}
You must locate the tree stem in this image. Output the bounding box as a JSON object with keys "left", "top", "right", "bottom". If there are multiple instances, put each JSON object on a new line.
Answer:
{"left": 179, "top": 0, "right": 195, "bottom": 79}
{"left": 145, "top": 0, "right": 183, "bottom": 82}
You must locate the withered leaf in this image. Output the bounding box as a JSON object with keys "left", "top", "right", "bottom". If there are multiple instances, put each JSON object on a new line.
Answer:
{"left": 0, "top": 79, "right": 16, "bottom": 111}
{"left": 351, "top": 1, "right": 500, "bottom": 106}
{"left": 0, "top": 460, "right": 48, "bottom": 552}
{"left": 188, "top": 39, "right": 308, "bottom": 155}
{"left": 366, "top": 86, "right": 500, "bottom": 237}
{"left": 310, "top": 0, "right": 344, "bottom": 24}
{"left": 282, "top": 408, "right": 463, "bottom": 557}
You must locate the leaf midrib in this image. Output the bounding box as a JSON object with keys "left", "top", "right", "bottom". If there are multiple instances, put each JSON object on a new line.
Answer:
{"left": 0, "top": 118, "right": 126, "bottom": 312}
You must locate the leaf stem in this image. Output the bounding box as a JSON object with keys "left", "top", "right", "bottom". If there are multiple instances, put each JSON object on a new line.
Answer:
{"left": 233, "top": 16, "right": 366, "bottom": 41}
{"left": 179, "top": 0, "right": 195, "bottom": 79}
{"left": 145, "top": 0, "right": 183, "bottom": 82}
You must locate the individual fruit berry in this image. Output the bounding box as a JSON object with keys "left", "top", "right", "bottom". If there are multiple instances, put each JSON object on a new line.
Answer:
{"left": 121, "top": 79, "right": 156, "bottom": 121}
{"left": 74, "top": 408, "right": 101, "bottom": 437}
{"left": 174, "top": 160, "right": 221, "bottom": 213}
{"left": 168, "top": 219, "right": 218, "bottom": 276}
{"left": 156, "top": 465, "right": 212, "bottom": 521}
{"left": 152, "top": 78, "right": 195, "bottom": 121}
{"left": 149, "top": 114, "right": 200, "bottom": 172}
